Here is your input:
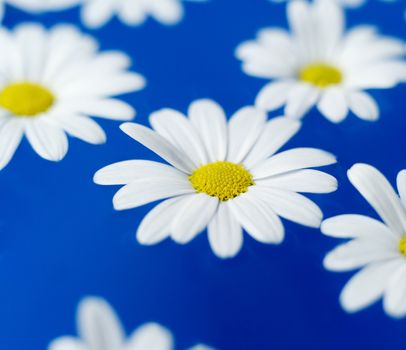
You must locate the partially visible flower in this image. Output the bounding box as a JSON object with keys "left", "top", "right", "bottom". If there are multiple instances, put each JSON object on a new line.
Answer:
{"left": 48, "top": 297, "right": 214, "bottom": 350}
{"left": 269, "top": 0, "right": 366, "bottom": 8}
{"left": 0, "top": 0, "right": 80, "bottom": 20}
{"left": 95, "top": 99, "right": 337, "bottom": 258}
{"left": 79, "top": 0, "right": 207, "bottom": 29}
{"left": 322, "top": 164, "right": 406, "bottom": 318}
{"left": 236, "top": 0, "right": 406, "bottom": 123}
{"left": 0, "top": 23, "right": 145, "bottom": 170}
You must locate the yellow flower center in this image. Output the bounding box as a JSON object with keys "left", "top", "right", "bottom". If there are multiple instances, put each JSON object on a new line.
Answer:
{"left": 299, "top": 63, "right": 342, "bottom": 88}
{"left": 399, "top": 236, "right": 406, "bottom": 257}
{"left": 0, "top": 82, "right": 55, "bottom": 117}
{"left": 189, "top": 161, "right": 254, "bottom": 201}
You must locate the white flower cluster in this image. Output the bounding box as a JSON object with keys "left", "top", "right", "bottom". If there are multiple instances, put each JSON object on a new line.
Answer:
{"left": 0, "top": 0, "right": 405, "bottom": 348}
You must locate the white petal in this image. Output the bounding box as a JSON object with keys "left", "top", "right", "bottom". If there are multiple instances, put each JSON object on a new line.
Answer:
{"left": 188, "top": 99, "right": 227, "bottom": 162}
{"left": 52, "top": 114, "right": 106, "bottom": 145}
{"left": 81, "top": 1, "right": 115, "bottom": 28}
{"left": 171, "top": 194, "right": 219, "bottom": 244}
{"left": 227, "top": 106, "right": 266, "bottom": 163}
{"left": 255, "top": 80, "right": 294, "bottom": 111}
{"left": 347, "top": 164, "right": 406, "bottom": 236}
{"left": 78, "top": 298, "right": 125, "bottom": 350}
{"left": 117, "top": 0, "right": 146, "bottom": 26}
{"left": 257, "top": 169, "right": 337, "bottom": 193}
{"left": 324, "top": 237, "right": 399, "bottom": 272}
{"left": 94, "top": 160, "right": 185, "bottom": 185}
{"left": 228, "top": 192, "right": 284, "bottom": 244}
{"left": 150, "top": 108, "right": 207, "bottom": 167}
{"left": 125, "top": 323, "right": 173, "bottom": 350}
{"left": 251, "top": 186, "right": 322, "bottom": 228}
{"left": 397, "top": 170, "right": 406, "bottom": 211}
{"left": 68, "top": 99, "right": 135, "bottom": 121}
{"left": 321, "top": 214, "right": 396, "bottom": 239}
{"left": 137, "top": 196, "right": 192, "bottom": 246}
{"left": 317, "top": 87, "right": 348, "bottom": 123}
{"left": 251, "top": 148, "right": 336, "bottom": 180}
{"left": 242, "top": 117, "right": 301, "bottom": 169}
{"left": 187, "top": 346, "right": 215, "bottom": 350}
{"left": 113, "top": 177, "right": 193, "bottom": 210}
{"left": 149, "top": 0, "right": 184, "bottom": 25}
{"left": 48, "top": 337, "right": 87, "bottom": 350}
{"left": 340, "top": 260, "right": 402, "bottom": 313}
{"left": 120, "top": 123, "right": 195, "bottom": 173}
{"left": 284, "top": 83, "right": 319, "bottom": 119}
{"left": 25, "top": 120, "right": 68, "bottom": 161}
{"left": 348, "top": 91, "right": 379, "bottom": 121}
{"left": 208, "top": 202, "right": 243, "bottom": 258}
{"left": 0, "top": 119, "right": 24, "bottom": 170}
{"left": 384, "top": 263, "right": 406, "bottom": 318}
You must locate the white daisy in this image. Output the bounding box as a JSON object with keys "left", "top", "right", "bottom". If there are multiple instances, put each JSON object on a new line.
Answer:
{"left": 94, "top": 99, "right": 337, "bottom": 258}
{"left": 322, "top": 164, "right": 406, "bottom": 318}
{"left": 48, "top": 297, "right": 214, "bottom": 350}
{"left": 79, "top": 0, "right": 206, "bottom": 29}
{"left": 0, "top": 23, "right": 145, "bottom": 170}
{"left": 0, "top": 0, "right": 80, "bottom": 19}
{"left": 270, "top": 0, "right": 366, "bottom": 8}
{"left": 236, "top": 0, "right": 406, "bottom": 123}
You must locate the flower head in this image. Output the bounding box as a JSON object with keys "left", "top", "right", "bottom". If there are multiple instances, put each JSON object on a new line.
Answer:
{"left": 322, "top": 164, "right": 406, "bottom": 318}
{"left": 236, "top": 0, "right": 406, "bottom": 122}
{"left": 0, "top": 23, "right": 145, "bottom": 170}
{"left": 48, "top": 297, "right": 213, "bottom": 350}
{"left": 95, "top": 99, "right": 337, "bottom": 258}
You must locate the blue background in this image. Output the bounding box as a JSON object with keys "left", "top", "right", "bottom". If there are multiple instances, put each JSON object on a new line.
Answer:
{"left": 0, "top": 0, "right": 405, "bottom": 349}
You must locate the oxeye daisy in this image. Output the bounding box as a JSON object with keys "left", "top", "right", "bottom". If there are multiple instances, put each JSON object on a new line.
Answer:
{"left": 0, "top": 23, "right": 145, "bottom": 170}
{"left": 322, "top": 164, "right": 406, "bottom": 318}
{"left": 0, "top": 0, "right": 80, "bottom": 19}
{"left": 77, "top": 0, "right": 205, "bottom": 29}
{"left": 236, "top": 0, "right": 406, "bottom": 123}
{"left": 48, "top": 297, "right": 214, "bottom": 350}
{"left": 94, "top": 99, "right": 337, "bottom": 258}
{"left": 270, "top": 0, "right": 366, "bottom": 8}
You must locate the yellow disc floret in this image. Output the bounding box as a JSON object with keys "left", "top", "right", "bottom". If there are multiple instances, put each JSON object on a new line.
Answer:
{"left": 399, "top": 236, "right": 406, "bottom": 257}
{"left": 299, "top": 63, "right": 342, "bottom": 88}
{"left": 0, "top": 82, "right": 55, "bottom": 117}
{"left": 189, "top": 161, "right": 254, "bottom": 201}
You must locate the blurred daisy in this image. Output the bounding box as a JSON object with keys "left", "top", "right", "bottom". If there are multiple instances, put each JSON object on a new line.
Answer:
{"left": 49, "top": 297, "right": 214, "bottom": 350}
{"left": 270, "top": 0, "right": 366, "bottom": 7}
{"left": 236, "top": 0, "right": 406, "bottom": 123}
{"left": 0, "top": 0, "right": 80, "bottom": 20}
{"left": 79, "top": 0, "right": 206, "bottom": 29}
{"left": 322, "top": 164, "right": 406, "bottom": 318}
{"left": 94, "top": 99, "right": 337, "bottom": 258}
{"left": 0, "top": 23, "right": 145, "bottom": 170}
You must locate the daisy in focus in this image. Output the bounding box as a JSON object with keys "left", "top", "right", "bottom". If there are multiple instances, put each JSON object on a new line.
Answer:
{"left": 94, "top": 99, "right": 337, "bottom": 258}
{"left": 48, "top": 297, "right": 214, "bottom": 350}
{"left": 322, "top": 164, "right": 406, "bottom": 318}
{"left": 236, "top": 0, "right": 406, "bottom": 123}
{"left": 79, "top": 0, "right": 206, "bottom": 29}
{"left": 0, "top": 23, "right": 145, "bottom": 170}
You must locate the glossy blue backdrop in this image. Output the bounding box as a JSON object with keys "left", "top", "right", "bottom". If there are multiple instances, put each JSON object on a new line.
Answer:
{"left": 0, "top": 0, "right": 405, "bottom": 349}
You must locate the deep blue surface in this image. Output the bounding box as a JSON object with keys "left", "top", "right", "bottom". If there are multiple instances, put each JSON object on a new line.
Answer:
{"left": 0, "top": 1, "right": 406, "bottom": 349}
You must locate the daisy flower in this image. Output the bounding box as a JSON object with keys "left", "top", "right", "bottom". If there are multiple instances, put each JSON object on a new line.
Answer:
{"left": 94, "top": 99, "right": 337, "bottom": 258}
{"left": 0, "top": 0, "right": 80, "bottom": 20}
{"left": 0, "top": 23, "right": 145, "bottom": 170}
{"left": 270, "top": 0, "right": 366, "bottom": 8}
{"left": 322, "top": 164, "right": 406, "bottom": 318}
{"left": 78, "top": 0, "right": 206, "bottom": 29}
{"left": 49, "top": 297, "right": 214, "bottom": 350}
{"left": 236, "top": 0, "right": 406, "bottom": 123}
